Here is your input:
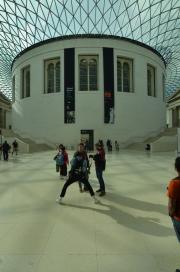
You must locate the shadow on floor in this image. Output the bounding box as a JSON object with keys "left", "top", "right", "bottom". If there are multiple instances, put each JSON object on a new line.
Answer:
{"left": 63, "top": 193, "right": 173, "bottom": 237}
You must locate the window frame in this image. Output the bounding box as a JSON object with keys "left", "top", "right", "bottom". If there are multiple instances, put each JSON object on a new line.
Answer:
{"left": 12, "top": 75, "right": 15, "bottom": 102}
{"left": 79, "top": 55, "right": 99, "bottom": 92}
{"left": 147, "top": 64, "right": 156, "bottom": 97}
{"left": 44, "top": 57, "right": 61, "bottom": 94}
{"left": 117, "top": 57, "right": 134, "bottom": 93}
{"left": 21, "top": 65, "right": 30, "bottom": 99}
{"left": 162, "top": 73, "right": 165, "bottom": 101}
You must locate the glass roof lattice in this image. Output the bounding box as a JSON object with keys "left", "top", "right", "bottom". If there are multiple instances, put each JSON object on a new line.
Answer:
{"left": 0, "top": 0, "right": 179, "bottom": 100}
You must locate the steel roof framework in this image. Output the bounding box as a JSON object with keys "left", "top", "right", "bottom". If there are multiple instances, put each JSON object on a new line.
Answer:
{"left": 0, "top": 0, "right": 179, "bottom": 99}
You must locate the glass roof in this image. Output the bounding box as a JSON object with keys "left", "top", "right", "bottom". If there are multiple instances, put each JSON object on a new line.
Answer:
{"left": 0, "top": 0, "right": 179, "bottom": 100}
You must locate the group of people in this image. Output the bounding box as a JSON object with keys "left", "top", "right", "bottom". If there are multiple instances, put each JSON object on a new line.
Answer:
{"left": 96, "top": 139, "right": 119, "bottom": 152}
{"left": 0, "top": 139, "right": 18, "bottom": 161}
{"left": 106, "top": 139, "right": 119, "bottom": 152}
{"left": 53, "top": 141, "right": 180, "bottom": 271}
{"left": 55, "top": 142, "right": 106, "bottom": 204}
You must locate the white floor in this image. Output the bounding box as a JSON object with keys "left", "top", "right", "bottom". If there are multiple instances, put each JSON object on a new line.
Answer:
{"left": 0, "top": 150, "right": 179, "bottom": 272}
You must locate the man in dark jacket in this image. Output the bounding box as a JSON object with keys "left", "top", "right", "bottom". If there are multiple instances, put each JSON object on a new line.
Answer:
{"left": 91, "top": 143, "right": 106, "bottom": 196}
{"left": 2, "top": 140, "right": 10, "bottom": 161}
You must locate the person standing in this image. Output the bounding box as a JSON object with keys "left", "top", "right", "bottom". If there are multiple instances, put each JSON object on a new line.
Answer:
{"left": 54, "top": 147, "right": 64, "bottom": 179}
{"left": 12, "top": 139, "right": 18, "bottom": 156}
{"left": 91, "top": 143, "right": 106, "bottom": 196}
{"left": 56, "top": 143, "right": 99, "bottom": 204}
{"left": 2, "top": 140, "right": 10, "bottom": 161}
{"left": 77, "top": 143, "right": 90, "bottom": 192}
{"left": 167, "top": 157, "right": 180, "bottom": 272}
{"left": 61, "top": 146, "right": 69, "bottom": 178}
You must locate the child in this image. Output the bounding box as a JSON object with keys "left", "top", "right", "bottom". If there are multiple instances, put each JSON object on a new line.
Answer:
{"left": 54, "top": 147, "right": 64, "bottom": 179}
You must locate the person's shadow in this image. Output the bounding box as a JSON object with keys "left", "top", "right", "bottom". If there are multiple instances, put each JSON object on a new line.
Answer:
{"left": 62, "top": 192, "right": 173, "bottom": 237}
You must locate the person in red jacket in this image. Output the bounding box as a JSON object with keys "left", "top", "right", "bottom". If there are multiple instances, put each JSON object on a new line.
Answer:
{"left": 61, "top": 146, "right": 69, "bottom": 179}
{"left": 167, "top": 157, "right": 180, "bottom": 272}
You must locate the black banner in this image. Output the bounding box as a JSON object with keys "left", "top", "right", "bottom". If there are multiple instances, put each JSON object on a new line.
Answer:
{"left": 103, "top": 47, "right": 115, "bottom": 124}
{"left": 64, "top": 48, "right": 75, "bottom": 123}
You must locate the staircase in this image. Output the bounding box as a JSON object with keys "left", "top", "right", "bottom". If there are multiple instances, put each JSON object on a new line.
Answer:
{"left": 1, "top": 128, "right": 53, "bottom": 153}
{"left": 127, "top": 128, "right": 177, "bottom": 152}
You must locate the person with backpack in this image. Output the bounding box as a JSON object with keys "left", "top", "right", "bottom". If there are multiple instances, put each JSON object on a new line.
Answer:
{"left": 56, "top": 143, "right": 99, "bottom": 204}
{"left": 90, "top": 143, "right": 106, "bottom": 196}
{"left": 54, "top": 146, "right": 65, "bottom": 179}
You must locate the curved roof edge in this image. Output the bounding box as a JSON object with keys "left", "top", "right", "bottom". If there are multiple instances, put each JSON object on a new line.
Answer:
{"left": 0, "top": 91, "right": 11, "bottom": 104}
{"left": 11, "top": 34, "right": 166, "bottom": 69}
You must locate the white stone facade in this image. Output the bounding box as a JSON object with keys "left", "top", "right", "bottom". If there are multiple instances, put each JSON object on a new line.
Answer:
{"left": 12, "top": 36, "right": 166, "bottom": 147}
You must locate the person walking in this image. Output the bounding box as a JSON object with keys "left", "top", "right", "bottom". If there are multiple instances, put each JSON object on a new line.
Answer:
{"left": 2, "top": 140, "right": 10, "bottom": 161}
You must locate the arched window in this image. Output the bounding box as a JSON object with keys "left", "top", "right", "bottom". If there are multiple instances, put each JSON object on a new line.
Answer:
{"left": 47, "top": 63, "right": 54, "bottom": 93}
{"left": 21, "top": 65, "right": 30, "bottom": 99}
{"left": 147, "top": 69, "right": 152, "bottom": 96}
{"left": 26, "top": 70, "right": 30, "bottom": 97}
{"left": 79, "top": 56, "right": 98, "bottom": 91}
{"left": 12, "top": 75, "right": 15, "bottom": 102}
{"left": 89, "top": 59, "right": 97, "bottom": 91}
{"left": 55, "top": 61, "right": 60, "bottom": 93}
{"left": 117, "top": 60, "right": 122, "bottom": 92}
{"left": 162, "top": 73, "right": 165, "bottom": 101}
{"left": 117, "top": 57, "right": 133, "bottom": 92}
{"left": 44, "top": 58, "right": 61, "bottom": 93}
{"left": 147, "top": 64, "right": 156, "bottom": 97}
{"left": 80, "top": 59, "right": 88, "bottom": 91}
{"left": 123, "top": 62, "right": 130, "bottom": 92}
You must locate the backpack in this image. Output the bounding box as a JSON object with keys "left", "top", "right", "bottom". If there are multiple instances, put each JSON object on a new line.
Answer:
{"left": 56, "top": 154, "right": 64, "bottom": 166}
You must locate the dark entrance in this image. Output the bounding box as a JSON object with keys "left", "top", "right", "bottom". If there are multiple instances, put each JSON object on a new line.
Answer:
{"left": 80, "top": 130, "right": 94, "bottom": 151}
{"left": 172, "top": 107, "right": 180, "bottom": 127}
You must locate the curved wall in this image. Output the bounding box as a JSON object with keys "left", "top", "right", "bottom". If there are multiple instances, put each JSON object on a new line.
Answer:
{"left": 12, "top": 36, "right": 166, "bottom": 147}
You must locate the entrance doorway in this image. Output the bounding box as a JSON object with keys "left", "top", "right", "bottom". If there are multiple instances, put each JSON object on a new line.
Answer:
{"left": 80, "top": 130, "right": 94, "bottom": 151}
{"left": 172, "top": 107, "right": 179, "bottom": 127}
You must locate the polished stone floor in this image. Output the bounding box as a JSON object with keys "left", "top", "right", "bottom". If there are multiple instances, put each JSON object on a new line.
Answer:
{"left": 0, "top": 150, "right": 179, "bottom": 272}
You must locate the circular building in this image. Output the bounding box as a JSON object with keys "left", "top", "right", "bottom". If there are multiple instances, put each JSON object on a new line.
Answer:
{"left": 12, "top": 34, "right": 166, "bottom": 149}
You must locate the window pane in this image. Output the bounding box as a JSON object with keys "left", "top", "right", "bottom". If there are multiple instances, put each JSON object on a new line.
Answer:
{"left": 123, "top": 62, "right": 130, "bottom": 92}
{"left": 147, "top": 69, "right": 151, "bottom": 96}
{"left": 89, "top": 59, "right": 97, "bottom": 91}
{"left": 47, "top": 63, "right": 54, "bottom": 93}
{"left": 12, "top": 75, "right": 15, "bottom": 102}
{"left": 152, "top": 67, "right": 155, "bottom": 96}
{"left": 147, "top": 65, "right": 156, "bottom": 96}
{"left": 162, "top": 74, "right": 165, "bottom": 101}
{"left": 55, "top": 61, "right": 60, "bottom": 92}
{"left": 80, "top": 59, "right": 88, "bottom": 91}
{"left": 117, "top": 60, "right": 122, "bottom": 92}
{"left": 26, "top": 70, "right": 30, "bottom": 97}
